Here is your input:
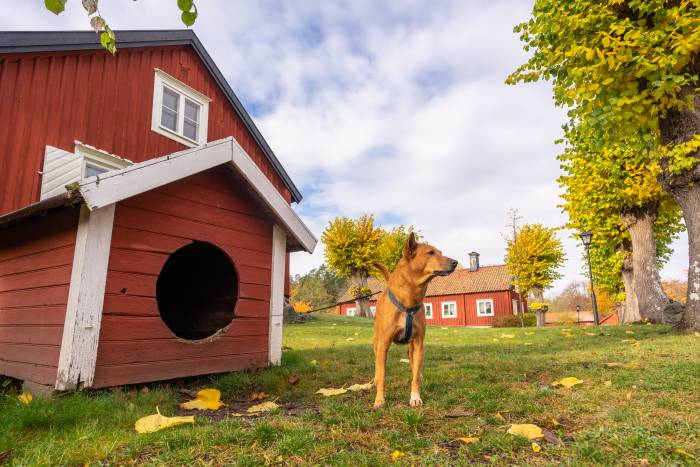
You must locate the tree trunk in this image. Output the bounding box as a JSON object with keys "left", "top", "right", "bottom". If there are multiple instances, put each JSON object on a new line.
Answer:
{"left": 658, "top": 82, "right": 700, "bottom": 332}
{"left": 350, "top": 270, "right": 371, "bottom": 318}
{"left": 620, "top": 203, "right": 669, "bottom": 323}
{"left": 618, "top": 244, "right": 641, "bottom": 323}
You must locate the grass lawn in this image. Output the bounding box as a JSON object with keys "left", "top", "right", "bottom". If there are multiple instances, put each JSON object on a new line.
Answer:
{"left": 1, "top": 314, "right": 699, "bottom": 466}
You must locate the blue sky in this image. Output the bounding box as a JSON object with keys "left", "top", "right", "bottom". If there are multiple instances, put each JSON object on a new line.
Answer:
{"left": 1, "top": 0, "right": 689, "bottom": 295}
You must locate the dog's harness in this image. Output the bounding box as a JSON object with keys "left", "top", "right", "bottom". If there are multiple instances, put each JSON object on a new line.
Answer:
{"left": 387, "top": 288, "right": 423, "bottom": 344}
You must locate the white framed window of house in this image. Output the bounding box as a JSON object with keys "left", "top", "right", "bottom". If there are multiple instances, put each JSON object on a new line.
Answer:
{"left": 151, "top": 69, "right": 210, "bottom": 147}
{"left": 75, "top": 142, "right": 131, "bottom": 178}
{"left": 477, "top": 299, "right": 494, "bottom": 317}
{"left": 346, "top": 307, "right": 356, "bottom": 317}
{"left": 370, "top": 306, "right": 376, "bottom": 317}
{"left": 441, "top": 301, "right": 457, "bottom": 318}
{"left": 423, "top": 303, "right": 433, "bottom": 319}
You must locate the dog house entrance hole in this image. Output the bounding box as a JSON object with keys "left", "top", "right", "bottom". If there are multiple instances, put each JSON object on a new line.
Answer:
{"left": 156, "top": 241, "right": 238, "bottom": 340}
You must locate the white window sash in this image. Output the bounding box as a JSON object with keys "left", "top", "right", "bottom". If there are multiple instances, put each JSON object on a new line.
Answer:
{"left": 424, "top": 303, "right": 432, "bottom": 319}
{"left": 441, "top": 301, "right": 457, "bottom": 318}
{"left": 477, "top": 299, "right": 494, "bottom": 316}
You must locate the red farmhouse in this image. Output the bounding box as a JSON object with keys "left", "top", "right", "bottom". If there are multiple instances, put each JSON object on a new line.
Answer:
{"left": 338, "top": 253, "right": 527, "bottom": 326}
{"left": 0, "top": 31, "right": 316, "bottom": 391}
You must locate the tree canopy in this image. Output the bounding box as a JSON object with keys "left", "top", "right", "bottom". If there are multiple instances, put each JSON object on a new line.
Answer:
{"left": 505, "top": 223, "right": 566, "bottom": 300}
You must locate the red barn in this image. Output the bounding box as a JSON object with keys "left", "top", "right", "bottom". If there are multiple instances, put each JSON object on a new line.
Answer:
{"left": 0, "top": 31, "right": 316, "bottom": 392}
{"left": 338, "top": 253, "right": 527, "bottom": 326}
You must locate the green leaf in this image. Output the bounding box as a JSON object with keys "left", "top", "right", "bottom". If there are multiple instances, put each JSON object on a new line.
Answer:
{"left": 181, "top": 5, "right": 197, "bottom": 27}
{"left": 90, "top": 16, "right": 105, "bottom": 32}
{"left": 177, "top": 0, "right": 193, "bottom": 12}
{"left": 100, "top": 30, "right": 116, "bottom": 55}
{"left": 82, "top": 0, "right": 97, "bottom": 15}
{"left": 45, "top": 0, "right": 67, "bottom": 15}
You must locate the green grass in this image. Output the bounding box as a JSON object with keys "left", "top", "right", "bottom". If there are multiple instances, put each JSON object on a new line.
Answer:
{"left": 1, "top": 314, "right": 699, "bottom": 465}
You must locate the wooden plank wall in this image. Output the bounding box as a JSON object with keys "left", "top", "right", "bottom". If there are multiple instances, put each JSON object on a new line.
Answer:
{"left": 0, "top": 207, "right": 79, "bottom": 384}
{"left": 0, "top": 46, "right": 292, "bottom": 217}
{"left": 92, "top": 168, "right": 272, "bottom": 387}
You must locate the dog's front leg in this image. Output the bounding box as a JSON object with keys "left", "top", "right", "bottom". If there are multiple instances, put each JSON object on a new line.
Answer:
{"left": 408, "top": 338, "right": 424, "bottom": 407}
{"left": 373, "top": 337, "right": 391, "bottom": 409}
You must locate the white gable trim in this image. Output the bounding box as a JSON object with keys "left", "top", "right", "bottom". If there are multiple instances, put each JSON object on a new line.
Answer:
{"left": 56, "top": 204, "right": 115, "bottom": 390}
{"left": 77, "top": 137, "right": 317, "bottom": 253}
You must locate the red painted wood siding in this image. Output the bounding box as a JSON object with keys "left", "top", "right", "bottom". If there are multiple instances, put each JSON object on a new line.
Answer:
{"left": 0, "top": 46, "right": 292, "bottom": 216}
{"left": 92, "top": 168, "right": 271, "bottom": 387}
{"left": 339, "top": 290, "right": 524, "bottom": 327}
{"left": 0, "top": 207, "right": 79, "bottom": 384}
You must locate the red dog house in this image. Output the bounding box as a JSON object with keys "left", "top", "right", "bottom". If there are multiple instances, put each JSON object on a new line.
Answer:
{"left": 0, "top": 31, "right": 316, "bottom": 390}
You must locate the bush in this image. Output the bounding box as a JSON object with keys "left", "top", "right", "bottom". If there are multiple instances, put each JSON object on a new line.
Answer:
{"left": 493, "top": 313, "right": 536, "bottom": 327}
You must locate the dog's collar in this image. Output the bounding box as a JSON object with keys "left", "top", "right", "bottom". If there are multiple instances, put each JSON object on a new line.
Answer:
{"left": 387, "top": 288, "right": 422, "bottom": 314}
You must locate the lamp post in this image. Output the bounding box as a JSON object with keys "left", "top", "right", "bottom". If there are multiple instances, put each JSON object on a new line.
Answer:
{"left": 580, "top": 231, "right": 600, "bottom": 325}
{"left": 576, "top": 304, "right": 581, "bottom": 325}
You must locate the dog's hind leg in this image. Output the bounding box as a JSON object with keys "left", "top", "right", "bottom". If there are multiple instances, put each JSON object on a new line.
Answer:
{"left": 372, "top": 336, "right": 391, "bottom": 409}
{"left": 408, "top": 338, "right": 424, "bottom": 407}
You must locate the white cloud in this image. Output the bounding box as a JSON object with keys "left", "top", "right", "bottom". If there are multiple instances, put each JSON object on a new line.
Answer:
{"left": 1, "top": 0, "right": 688, "bottom": 294}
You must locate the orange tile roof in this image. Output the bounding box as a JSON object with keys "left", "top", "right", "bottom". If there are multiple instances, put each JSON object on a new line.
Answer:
{"left": 338, "top": 265, "right": 514, "bottom": 302}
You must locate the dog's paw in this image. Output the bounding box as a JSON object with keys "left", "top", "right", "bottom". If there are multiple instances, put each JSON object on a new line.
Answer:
{"left": 409, "top": 394, "right": 423, "bottom": 407}
{"left": 372, "top": 399, "right": 385, "bottom": 410}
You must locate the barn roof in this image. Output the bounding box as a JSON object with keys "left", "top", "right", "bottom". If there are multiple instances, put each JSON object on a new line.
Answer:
{"left": 338, "top": 265, "right": 514, "bottom": 302}
{"left": 0, "top": 30, "right": 302, "bottom": 203}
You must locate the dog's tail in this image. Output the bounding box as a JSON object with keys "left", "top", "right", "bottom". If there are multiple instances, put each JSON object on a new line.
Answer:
{"left": 373, "top": 262, "right": 391, "bottom": 282}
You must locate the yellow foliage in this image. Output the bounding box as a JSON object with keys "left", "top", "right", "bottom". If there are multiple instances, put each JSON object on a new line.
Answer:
{"left": 18, "top": 393, "right": 32, "bottom": 405}
{"left": 293, "top": 301, "right": 312, "bottom": 313}
{"left": 134, "top": 407, "right": 195, "bottom": 434}
{"left": 456, "top": 437, "right": 480, "bottom": 444}
{"left": 246, "top": 401, "right": 279, "bottom": 413}
{"left": 179, "top": 389, "right": 227, "bottom": 411}
{"left": 390, "top": 450, "right": 406, "bottom": 461}
{"left": 347, "top": 382, "right": 374, "bottom": 392}
{"left": 532, "top": 442, "right": 542, "bottom": 452}
{"left": 315, "top": 387, "right": 348, "bottom": 397}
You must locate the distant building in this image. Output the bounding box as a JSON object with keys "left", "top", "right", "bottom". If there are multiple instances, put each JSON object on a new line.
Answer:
{"left": 338, "top": 252, "right": 527, "bottom": 327}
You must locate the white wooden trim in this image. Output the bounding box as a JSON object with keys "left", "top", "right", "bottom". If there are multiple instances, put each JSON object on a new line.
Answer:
{"left": 151, "top": 68, "right": 210, "bottom": 147}
{"left": 476, "top": 299, "right": 495, "bottom": 317}
{"left": 77, "top": 137, "right": 317, "bottom": 253}
{"left": 423, "top": 303, "right": 433, "bottom": 319}
{"left": 55, "top": 203, "right": 115, "bottom": 390}
{"left": 441, "top": 301, "right": 458, "bottom": 318}
{"left": 75, "top": 141, "right": 132, "bottom": 174}
{"left": 40, "top": 146, "right": 82, "bottom": 200}
{"left": 268, "top": 224, "right": 286, "bottom": 366}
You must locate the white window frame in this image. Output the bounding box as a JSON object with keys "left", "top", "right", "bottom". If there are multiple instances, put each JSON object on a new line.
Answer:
{"left": 441, "top": 301, "right": 457, "bottom": 319}
{"left": 477, "top": 299, "right": 494, "bottom": 317}
{"left": 512, "top": 299, "right": 518, "bottom": 315}
{"left": 75, "top": 141, "right": 131, "bottom": 178}
{"left": 423, "top": 303, "right": 433, "bottom": 319}
{"left": 346, "top": 307, "right": 356, "bottom": 317}
{"left": 151, "top": 69, "right": 210, "bottom": 147}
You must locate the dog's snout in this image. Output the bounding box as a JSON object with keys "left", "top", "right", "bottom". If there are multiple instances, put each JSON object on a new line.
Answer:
{"left": 449, "top": 259, "right": 458, "bottom": 270}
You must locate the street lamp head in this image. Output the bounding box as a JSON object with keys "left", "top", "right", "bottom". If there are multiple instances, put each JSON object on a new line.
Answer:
{"left": 580, "top": 231, "right": 593, "bottom": 247}
{"left": 576, "top": 305, "right": 581, "bottom": 312}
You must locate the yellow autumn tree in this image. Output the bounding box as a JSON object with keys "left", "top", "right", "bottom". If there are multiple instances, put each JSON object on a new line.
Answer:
{"left": 505, "top": 224, "right": 566, "bottom": 302}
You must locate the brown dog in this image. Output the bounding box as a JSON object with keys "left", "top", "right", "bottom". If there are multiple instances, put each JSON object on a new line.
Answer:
{"left": 371, "top": 232, "right": 457, "bottom": 408}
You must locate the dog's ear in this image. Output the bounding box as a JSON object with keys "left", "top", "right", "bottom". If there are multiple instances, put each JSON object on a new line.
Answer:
{"left": 403, "top": 232, "right": 417, "bottom": 259}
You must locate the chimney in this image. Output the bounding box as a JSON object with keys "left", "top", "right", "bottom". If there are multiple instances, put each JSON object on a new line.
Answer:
{"left": 468, "top": 251, "right": 480, "bottom": 272}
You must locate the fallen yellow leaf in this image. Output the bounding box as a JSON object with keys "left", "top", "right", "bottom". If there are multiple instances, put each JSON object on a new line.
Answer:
{"left": 585, "top": 332, "right": 596, "bottom": 336}
{"left": 315, "top": 387, "right": 348, "bottom": 397}
{"left": 622, "top": 338, "right": 640, "bottom": 346}
{"left": 551, "top": 377, "right": 584, "bottom": 389}
{"left": 134, "top": 407, "right": 195, "bottom": 434}
{"left": 531, "top": 442, "right": 541, "bottom": 452}
{"left": 625, "top": 330, "right": 635, "bottom": 334}
{"left": 605, "top": 362, "right": 641, "bottom": 369}
{"left": 347, "top": 382, "right": 373, "bottom": 392}
{"left": 525, "top": 332, "right": 535, "bottom": 335}
{"left": 604, "top": 380, "right": 612, "bottom": 387}
{"left": 456, "top": 437, "right": 480, "bottom": 444}
{"left": 492, "top": 338, "right": 499, "bottom": 342}
{"left": 524, "top": 342, "right": 533, "bottom": 346}
{"left": 346, "top": 337, "right": 355, "bottom": 341}
{"left": 508, "top": 424, "right": 544, "bottom": 440}
{"left": 674, "top": 448, "right": 698, "bottom": 461}
{"left": 247, "top": 401, "right": 280, "bottom": 413}
{"left": 494, "top": 412, "right": 506, "bottom": 421}
{"left": 625, "top": 391, "right": 632, "bottom": 400}
{"left": 551, "top": 418, "right": 561, "bottom": 427}
{"left": 400, "top": 358, "right": 410, "bottom": 363}
{"left": 500, "top": 333, "right": 515, "bottom": 339}
{"left": 179, "top": 388, "right": 227, "bottom": 411}
{"left": 354, "top": 332, "right": 359, "bottom": 336}
{"left": 18, "top": 392, "right": 32, "bottom": 405}
{"left": 310, "top": 360, "right": 318, "bottom": 365}
{"left": 391, "top": 450, "right": 405, "bottom": 461}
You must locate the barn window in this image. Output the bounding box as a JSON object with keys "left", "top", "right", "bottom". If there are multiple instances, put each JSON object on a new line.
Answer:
{"left": 156, "top": 242, "right": 238, "bottom": 340}
{"left": 477, "top": 299, "right": 494, "bottom": 316}
{"left": 423, "top": 303, "right": 433, "bottom": 319}
{"left": 151, "top": 69, "right": 210, "bottom": 147}
{"left": 346, "top": 307, "right": 356, "bottom": 317}
{"left": 441, "top": 301, "right": 457, "bottom": 318}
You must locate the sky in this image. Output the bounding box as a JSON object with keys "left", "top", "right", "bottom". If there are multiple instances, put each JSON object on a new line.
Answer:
{"left": 0, "top": 0, "right": 689, "bottom": 295}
